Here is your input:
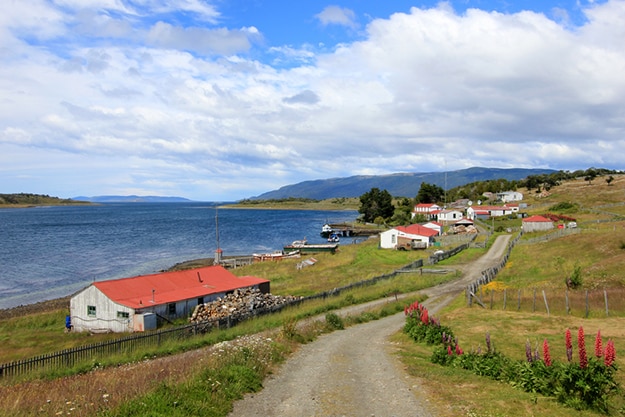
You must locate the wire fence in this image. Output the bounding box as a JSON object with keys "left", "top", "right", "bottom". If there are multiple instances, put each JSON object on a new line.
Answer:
{"left": 470, "top": 287, "right": 625, "bottom": 318}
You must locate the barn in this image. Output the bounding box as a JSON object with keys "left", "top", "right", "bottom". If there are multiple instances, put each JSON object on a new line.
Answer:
{"left": 69, "top": 265, "right": 270, "bottom": 333}
{"left": 521, "top": 215, "right": 554, "bottom": 232}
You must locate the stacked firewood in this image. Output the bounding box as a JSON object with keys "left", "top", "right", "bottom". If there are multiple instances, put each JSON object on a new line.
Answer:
{"left": 189, "top": 288, "right": 302, "bottom": 324}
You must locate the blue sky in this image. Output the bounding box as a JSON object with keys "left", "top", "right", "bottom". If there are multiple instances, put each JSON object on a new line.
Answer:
{"left": 1, "top": 0, "right": 623, "bottom": 201}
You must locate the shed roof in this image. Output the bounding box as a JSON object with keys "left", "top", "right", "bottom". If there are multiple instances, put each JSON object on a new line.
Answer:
{"left": 523, "top": 215, "right": 553, "bottom": 223}
{"left": 92, "top": 265, "right": 269, "bottom": 309}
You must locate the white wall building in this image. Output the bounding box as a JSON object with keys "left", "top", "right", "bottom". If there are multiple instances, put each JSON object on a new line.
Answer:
{"left": 70, "top": 265, "right": 269, "bottom": 333}
{"left": 380, "top": 224, "right": 439, "bottom": 249}
{"left": 496, "top": 191, "right": 524, "bottom": 203}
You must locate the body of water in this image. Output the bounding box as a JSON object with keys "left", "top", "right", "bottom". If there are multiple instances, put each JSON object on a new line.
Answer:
{"left": 0, "top": 203, "right": 358, "bottom": 309}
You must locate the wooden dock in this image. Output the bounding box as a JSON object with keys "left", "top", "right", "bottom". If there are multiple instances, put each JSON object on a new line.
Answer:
{"left": 327, "top": 223, "right": 382, "bottom": 237}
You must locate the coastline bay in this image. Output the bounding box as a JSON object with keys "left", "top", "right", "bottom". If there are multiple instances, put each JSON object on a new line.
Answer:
{"left": 0, "top": 203, "right": 357, "bottom": 310}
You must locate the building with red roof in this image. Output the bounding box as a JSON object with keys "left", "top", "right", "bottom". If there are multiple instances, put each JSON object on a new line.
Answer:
{"left": 70, "top": 265, "right": 269, "bottom": 333}
{"left": 380, "top": 224, "right": 439, "bottom": 250}
{"left": 522, "top": 215, "right": 554, "bottom": 232}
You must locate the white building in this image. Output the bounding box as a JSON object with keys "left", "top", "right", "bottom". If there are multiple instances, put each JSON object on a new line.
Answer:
{"left": 466, "top": 205, "right": 515, "bottom": 220}
{"left": 422, "top": 221, "right": 443, "bottom": 235}
{"left": 70, "top": 265, "right": 269, "bottom": 333}
{"left": 411, "top": 203, "right": 442, "bottom": 219}
{"left": 380, "top": 224, "right": 439, "bottom": 250}
{"left": 496, "top": 191, "right": 524, "bottom": 203}
{"left": 436, "top": 209, "right": 464, "bottom": 223}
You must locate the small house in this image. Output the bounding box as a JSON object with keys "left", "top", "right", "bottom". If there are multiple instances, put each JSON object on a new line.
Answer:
{"left": 70, "top": 265, "right": 270, "bottom": 333}
{"left": 411, "top": 203, "right": 442, "bottom": 220}
{"left": 496, "top": 191, "right": 524, "bottom": 203}
{"left": 422, "top": 221, "right": 443, "bottom": 235}
{"left": 436, "top": 209, "right": 464, "bottom": 224}
{"left": 522, "top": 215, "right": 554, "bottom": 232}
{"left": 380, "top": 224, "right": 439, "bottom": 250}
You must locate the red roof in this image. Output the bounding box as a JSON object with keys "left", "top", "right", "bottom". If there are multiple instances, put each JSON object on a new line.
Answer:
{"left": 93, "top": 265, "right": 269, "bottom": 309}
{"left": 523, "top": 215, "right": 553, "bottom": 223}
{"left": 395, "top": 224, "right": 439, "bottom": 237}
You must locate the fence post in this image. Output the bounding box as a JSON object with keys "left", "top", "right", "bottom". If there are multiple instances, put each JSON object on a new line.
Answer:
{"left": 542, "top": 290, "right": 550, "bottom": 317}
{"left": 565, "top": 289, "right": 570, "bottom": 315}
{"left": 604, "top": 290, "right": 609, "bottom": 317}
{"left": 585, "top": 290, "right": 589, "bottom": 318}
{"left": 503, "top": 289, "right": 507, "bottom": 311}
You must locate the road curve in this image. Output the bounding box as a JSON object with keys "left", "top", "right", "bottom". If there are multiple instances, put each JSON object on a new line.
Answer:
{"left": 229, "top": 235, "right": 512, "bottom": 417}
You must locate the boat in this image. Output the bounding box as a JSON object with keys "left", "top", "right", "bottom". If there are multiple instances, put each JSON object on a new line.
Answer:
{"left": 284, "top": 238, "right": 339, "bottom": 254}
{"left": 327, "top": 233, "right": 340, "bottom": 243}
{"left": 320, "top": 223, "right": 334, "bottom": 238}
{"left": 253, "top": 250, "right": 300, "bottom": 262}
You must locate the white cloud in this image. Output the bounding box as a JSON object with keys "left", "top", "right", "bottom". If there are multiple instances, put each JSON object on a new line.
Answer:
{"left": 1, "top": 1, "right": 624, "bottom": 200}
{"left": 315, "top": 5, "right": 358, "bottom": 28}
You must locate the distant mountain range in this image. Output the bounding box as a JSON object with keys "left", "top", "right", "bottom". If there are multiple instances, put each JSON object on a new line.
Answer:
{"left": 252, "top": 167, "right": 557, "bottom": 200}
{"left": 72, "top": 195, "right": 193, "bottom": 203}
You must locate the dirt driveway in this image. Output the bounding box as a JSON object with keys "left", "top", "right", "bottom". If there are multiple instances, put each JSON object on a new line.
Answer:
{"left": 229, "top": 234, "right": 512, "bottom": 417}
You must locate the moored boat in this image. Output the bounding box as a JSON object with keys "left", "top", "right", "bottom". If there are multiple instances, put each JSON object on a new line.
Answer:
{"left": 284, "top": 239, "right": 339, "bottom": 254}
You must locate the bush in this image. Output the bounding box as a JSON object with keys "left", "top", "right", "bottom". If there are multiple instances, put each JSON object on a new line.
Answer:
{"left": 568, "top": 264, "right": 583, "bottom": 289}
{"left": 325, "top": 312, "right": 344, "bottom": 330}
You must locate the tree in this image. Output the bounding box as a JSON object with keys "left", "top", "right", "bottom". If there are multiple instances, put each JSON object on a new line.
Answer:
{"left": 358, "top": 188, "right": 394, "bottom": 223}
{"left": 416, "top": 182, "right": 445, "bottom": 204}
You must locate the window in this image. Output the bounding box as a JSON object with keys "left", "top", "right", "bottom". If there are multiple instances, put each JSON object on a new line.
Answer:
{"left": 117, "top": 311, "right": 129, "bottom": 319}
{"left": 197, "top": 297, "right": 204, "bottom": 305}
{"left": 87, "top": 305, "right": 96, "bottom": 317}
{"left": 168, "top": 303, "right": 176, "bottom": 315}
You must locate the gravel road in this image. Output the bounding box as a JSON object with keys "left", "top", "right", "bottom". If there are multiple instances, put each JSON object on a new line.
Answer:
{"left": 229, "top": 235, "right": 512, "bottom": 417}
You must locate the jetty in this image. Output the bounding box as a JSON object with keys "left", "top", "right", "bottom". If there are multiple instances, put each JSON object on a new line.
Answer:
{"left": 323, "top": 223, "right": 383, "bottom": 238}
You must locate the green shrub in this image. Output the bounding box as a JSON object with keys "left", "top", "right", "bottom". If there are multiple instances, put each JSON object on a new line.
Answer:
{"left": 325, "top": 312, "right": 344, "bottom": 330}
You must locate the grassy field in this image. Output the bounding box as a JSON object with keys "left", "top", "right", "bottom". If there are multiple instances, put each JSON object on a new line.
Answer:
{"left": 2, "top": 174, "right": 625, "bottom": 416}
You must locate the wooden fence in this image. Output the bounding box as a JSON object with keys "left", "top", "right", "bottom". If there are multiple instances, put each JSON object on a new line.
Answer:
{"left": 1, "top": 239, "right": 477, "bottom": 380}
{"left": 470, "top": 287, "right": 625, "bottom": 318}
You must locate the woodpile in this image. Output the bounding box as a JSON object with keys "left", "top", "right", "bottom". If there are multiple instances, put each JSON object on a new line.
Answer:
{"left": 450, "top": 225, "right": 478, "bottom": 234}
{"left": 189, "top": 288, "right": 302, "bottom": 324}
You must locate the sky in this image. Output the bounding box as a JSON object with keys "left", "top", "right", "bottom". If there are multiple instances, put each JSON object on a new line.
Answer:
{"left": 1, "top": 0, "right": 624, "bottom": 201}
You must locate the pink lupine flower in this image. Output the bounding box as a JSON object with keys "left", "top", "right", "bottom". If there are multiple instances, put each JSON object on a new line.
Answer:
{"left": 447, "top": 345, "right": 453, "bottom": 356}
{"left": 604, "top": 340, "right": 616, "bottom": 367}
{"left": 578, "top": 326, "right": 588, "bottom": 369}
{"left": 525, "top": 340, "right": 533, "bottom": 363}
{"left": 543, "top": 339, "right": 552, "bottom": 367}
{"left": 565, "top": 328, "right": 573, "bottom": 362}
{"left": 421, "top": 308, "right": 429, "bottom": 325}
{"left": 595, "top": 329, "right": 603, "bottom": 358}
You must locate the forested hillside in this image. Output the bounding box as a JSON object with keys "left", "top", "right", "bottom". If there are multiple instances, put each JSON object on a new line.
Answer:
{"left": 0, "top": 193, "right": 89, "bottom": 207}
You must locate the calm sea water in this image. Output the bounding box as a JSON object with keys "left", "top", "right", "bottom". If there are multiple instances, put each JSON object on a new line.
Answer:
{"left": 0, "top": 203, "right": 357, "bottom": 309}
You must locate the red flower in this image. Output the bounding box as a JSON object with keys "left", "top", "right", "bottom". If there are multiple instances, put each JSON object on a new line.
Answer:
{"left": 578, "top": 326, "right": 588, "bottom": 369}
{"left": 455, "top": 344, "right": 463, "bottom": 355}
{"left": 604, "top": 340, "right": 616, "bottom": 367}
{"left": 447, "top": 345, "right": 453, "bottom": 356}
{"left": 595, "top": 329, "right": 603, "bottom": 358}
{"left": 543, "top": 339, "right": 552, "bottom": 367}
{"left": 421, "top": 307, "right": 429, "bottom": 325}
{"left": 565, "top": 328, "right": 573, "bottom": 362}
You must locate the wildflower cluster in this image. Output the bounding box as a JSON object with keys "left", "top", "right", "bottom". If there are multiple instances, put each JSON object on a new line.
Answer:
{"left": 403, "top": 301, "right": 454, "bottom": 347}
{"left": 404, "top": 303, "right": 621, "bottom": 414}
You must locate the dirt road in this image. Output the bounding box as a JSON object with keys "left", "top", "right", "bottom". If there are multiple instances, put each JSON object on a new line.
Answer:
{"left": 229, "top": 235, "right": 512, "bottom": 417}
